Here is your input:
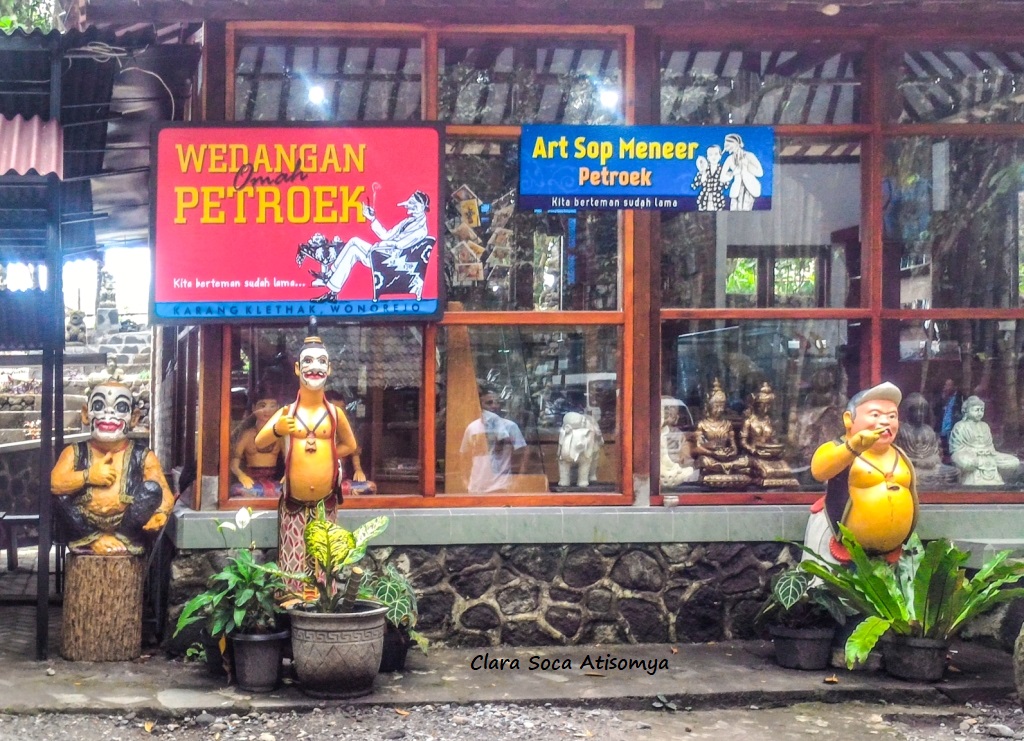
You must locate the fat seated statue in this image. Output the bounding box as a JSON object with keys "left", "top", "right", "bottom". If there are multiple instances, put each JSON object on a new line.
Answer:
{"left": 948, "top": 395, "right": 1022, "bottom": 486}
{"left": 50, "top": 381, "right": 174, "bottom": 555}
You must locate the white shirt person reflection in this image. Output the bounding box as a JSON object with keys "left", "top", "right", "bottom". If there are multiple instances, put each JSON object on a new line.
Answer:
{"left": 460, "top": 390, "right": 527, "bottom": 494}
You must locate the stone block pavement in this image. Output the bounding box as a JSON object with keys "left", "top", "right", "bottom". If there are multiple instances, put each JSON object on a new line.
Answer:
{"left": 0, "top": 546, "right": 1019, "bottom": 717}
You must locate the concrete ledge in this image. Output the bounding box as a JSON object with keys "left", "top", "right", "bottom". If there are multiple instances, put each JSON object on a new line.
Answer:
{"left": 172, "top": 503, "right": 1024, "bottom": 554}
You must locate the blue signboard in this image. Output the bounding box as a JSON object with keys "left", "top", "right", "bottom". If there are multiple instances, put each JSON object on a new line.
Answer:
{"left": 519, "top": 125, "right": 774, "bottom": 212}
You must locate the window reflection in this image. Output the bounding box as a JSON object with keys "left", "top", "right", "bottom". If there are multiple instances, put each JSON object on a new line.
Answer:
{"left": 445, "top": 139, "right": 618, "bottom": 311}
{"left": 226, "top": 325, "right": 423, "bottom": 499}
{"left": 892, "top": 47, "right": 1024, "bottom": 124}
{"left": 660, "top": 44, "right": 862, "bottom": 125}
{"left": 439, "top": 39, "right": 623, "bottom": 125}
{"left": 438, "top": 325, "right": 620, "bottom": 493}
{"left": 886, "top": 319, "right": 1024, "bottom": 491}
{"left": 662, "top": 137, "right": 861, "bottom": 309}
{"left": 660, "top": 319, "right": 861, "bottom": 493}
{"left": 884, "top": 137, "right": 1024, "bottom": 309}
{"left": 234, "top": 37, "right": 422, "bottom": 122}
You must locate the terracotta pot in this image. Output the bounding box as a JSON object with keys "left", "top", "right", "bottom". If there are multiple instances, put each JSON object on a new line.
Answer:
{"left": 770, "top": 624, "right": 835, "bottom": 670}
{"left": 882, "top": 635, "right": 950, "bottom": 682}
{"left": 289, "top": 600, "right": 387, "bottom": 698}
{"left": 231, "top": 630, "right": 289, "bottom": 693}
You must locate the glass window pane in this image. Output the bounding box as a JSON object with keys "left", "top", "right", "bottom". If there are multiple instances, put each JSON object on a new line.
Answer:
{"left": 885, "top": 319, "right": 1024, "bottom": 494}
{"left": 891, "top": 46, "right": 1024, "bottom": 124}
{"left": 884, "top": 137, "right": 1024, "bottom": 309}
{"left": 439, "top": 38, "right": 623, "bottom": 125}
{"left": 446, "top": 139, "right": 619, "bottom": 311}
{"left": 437, "top": 325, "right": 620, "bottom": 494}
{"left": 234, "top": 37, "right": 422, "bottom": 122}
{"left": 660, "top": 43, "right": 862, "bottom": 125}
{"left": 660, "top": 319, "right": 862, "bottom": 493}
{"left": 662, "top": 137, "right": 861, "bottom": 308}
{"left": 226, "top": 324, "right": 423, "bottom": 501}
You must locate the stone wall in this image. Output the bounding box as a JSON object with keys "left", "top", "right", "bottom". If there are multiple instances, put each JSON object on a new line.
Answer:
{"left": 166, "top": 542, "right": 796, "bottom": 649}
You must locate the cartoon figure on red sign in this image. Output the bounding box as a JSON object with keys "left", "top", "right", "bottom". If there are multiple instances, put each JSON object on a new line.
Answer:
{"left": 302, "top": 190, "right": 436, "bottom": 303}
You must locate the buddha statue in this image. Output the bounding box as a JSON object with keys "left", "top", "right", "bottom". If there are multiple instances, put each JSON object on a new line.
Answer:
{"left": 693, "top": 379, "right": 751, "bottom": 488}
{"left": 949, "top": 395, "right": 1022, "bottom": 486}
{"left": 660, "top": 397, "right": 698, "bottom": 487}
{"left": 739, "top": 382, "right": 799, "bottom": 489}
{"left": 893, "top": 392, "right": 957, "bottom": 486}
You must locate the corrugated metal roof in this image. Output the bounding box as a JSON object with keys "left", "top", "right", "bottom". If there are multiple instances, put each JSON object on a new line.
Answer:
{"left": 0, "top": 115, "right": 62, "bottom": 178}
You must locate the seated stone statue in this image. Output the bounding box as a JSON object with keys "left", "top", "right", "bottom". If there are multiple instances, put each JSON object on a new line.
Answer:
{"left": 949, "top": 395, "right": 1022, "bottom": 486}
{"left": 693, "top": 379, "right": 750, "bottom": 488}
{"left": 660, "top": 397, "right": 698, "bottom": 487}
{"left": 739, "top": 382, "right": 799, "bottom": 489}
{"left": 894, "top": 392, "right": 957, "bottom": 486}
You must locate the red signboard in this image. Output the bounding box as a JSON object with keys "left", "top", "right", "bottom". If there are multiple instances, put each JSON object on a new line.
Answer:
{"left": 152, "top": 124, "right": 443, "bottom": 322}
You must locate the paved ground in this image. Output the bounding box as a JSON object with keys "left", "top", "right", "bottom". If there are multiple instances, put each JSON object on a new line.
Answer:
{"left": 1, "top": 545, "right": 1021, "bottom": 741}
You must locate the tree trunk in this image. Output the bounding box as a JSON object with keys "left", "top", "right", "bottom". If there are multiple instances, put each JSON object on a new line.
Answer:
{"left": 61, "top": 553, "right": 145, "bottom": 661}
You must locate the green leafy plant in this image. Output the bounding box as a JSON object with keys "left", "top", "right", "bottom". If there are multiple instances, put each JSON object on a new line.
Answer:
{"left": 174, "top": 547, "right": 288, "bottom": 638}
{"left": 361, "top": 563, "right": 428, "bottom": 653}
{"left": 173, "top": 508, "right": 288, "bottom": 640}
{"left": 276, "top": 501, "right": 390, "bottom": 613}
{"left": 799, "top": 526, "right": 1024, "bottom": 668}
{"left": 184, "top": 642, "right": 207, "bottom": 664}
{"left": 755, "top": 566, "right": 851, "bottom": 630}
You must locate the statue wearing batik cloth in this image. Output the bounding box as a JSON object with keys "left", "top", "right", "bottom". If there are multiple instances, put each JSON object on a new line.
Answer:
{"left": 50, "top": 381, "right": 174, "bottom": 555}
{"left": 255, "top": 322, "right": 359, "bottom": 594}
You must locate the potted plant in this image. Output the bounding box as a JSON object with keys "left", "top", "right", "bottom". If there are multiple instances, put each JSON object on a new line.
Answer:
{"left": 276, "top": 503, "right": 390, "bottom": 698}
{"left": 362, "top": 563, "right": 428, "bottom": 672}
{"left": 755, "top": 565, "right": 849, "bottom": 670}
{"left": 174, "top": 511, "right": 290, "bottom": 693}
{"left": 800, "top": 525, "right": 1024, "bottom": 681}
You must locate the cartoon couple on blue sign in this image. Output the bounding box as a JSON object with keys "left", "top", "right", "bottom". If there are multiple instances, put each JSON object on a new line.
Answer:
{"left": 691, "top": 133, "right": 764, "bottom": 212}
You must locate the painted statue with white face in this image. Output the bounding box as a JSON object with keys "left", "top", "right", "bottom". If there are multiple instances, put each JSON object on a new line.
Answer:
{"left": 254, "top": 320, "right": 360, "bottom": 594}
{"left": 50, "top": 381, "right": 174, "bottom": 555}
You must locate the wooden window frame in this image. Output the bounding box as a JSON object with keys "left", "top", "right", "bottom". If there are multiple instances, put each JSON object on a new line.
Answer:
{"left": 655, "top": 31, "right": 1024, "bottom": 506}
{"left": 213, "top": 23, "right": 636, "bottom": 510}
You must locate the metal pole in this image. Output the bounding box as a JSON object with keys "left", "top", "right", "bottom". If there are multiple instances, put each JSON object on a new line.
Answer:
{"left": 36, "top": 38, "right": 63, "bottom": 662}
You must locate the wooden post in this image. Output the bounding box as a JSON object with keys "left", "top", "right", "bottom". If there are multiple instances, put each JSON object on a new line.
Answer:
{"left": 61, "top": 553, "right": 145, "bottom": 661}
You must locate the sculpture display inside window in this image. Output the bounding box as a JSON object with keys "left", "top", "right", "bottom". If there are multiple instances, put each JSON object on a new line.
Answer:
{"left": 949, "top": 395, "right": 1022, "bottom": 486}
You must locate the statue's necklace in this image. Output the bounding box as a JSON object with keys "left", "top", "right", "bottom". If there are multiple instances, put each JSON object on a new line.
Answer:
{"left": 296, "top": 406, "right": 330, "bottom": 454}
{"left": 854, "top": 449, "right": 901, "bottom": 491}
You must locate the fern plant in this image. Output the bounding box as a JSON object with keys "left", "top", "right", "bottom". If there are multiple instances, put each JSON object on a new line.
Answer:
{"left": 275, "top": 501, "right": 390, "bottom": 613}
{"left": 799, "top": 525, "right": 1024, "bottom": 668}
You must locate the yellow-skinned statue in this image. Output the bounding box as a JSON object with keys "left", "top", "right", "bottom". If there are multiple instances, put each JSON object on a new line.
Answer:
{"left": 803, "top": 381, "right": 919, "bottom": 564}
{"left": 50, "top": 381, "right": 174, "bottom": 555}
{"left": 254, "top": 320, "right": 359, "bottom": 593}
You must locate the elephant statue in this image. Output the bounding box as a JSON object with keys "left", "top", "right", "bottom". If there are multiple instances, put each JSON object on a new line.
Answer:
{"left": 558, "top": 411, "right": 603, "bottom": 487}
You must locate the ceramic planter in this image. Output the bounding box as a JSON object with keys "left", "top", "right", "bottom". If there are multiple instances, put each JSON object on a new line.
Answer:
{"left": 882, "top": 635, "right": 950, "bottom": 682}
{"left": 231, "top": 630, "right": 289, "bottom": 693}
{"left": 289, "top": 600, "right": 387, "bottom": 698}
{"left": 769, "top": 624, "right": 836, "bottom": 670}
